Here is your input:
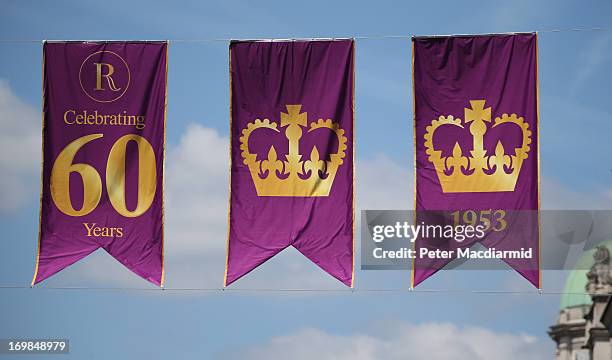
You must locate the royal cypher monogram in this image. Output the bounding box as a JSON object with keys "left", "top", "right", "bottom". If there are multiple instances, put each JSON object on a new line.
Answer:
{"left": 240, "top": 105, "right": 347, "bottom": 197}
{"left": 79, "top": 50, "right": 130, "bottom": 103}
{"left": 424, "top": 100, "right": 532, "bottom": 193}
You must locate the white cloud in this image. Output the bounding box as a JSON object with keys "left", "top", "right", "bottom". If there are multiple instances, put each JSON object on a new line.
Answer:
{"left": 165, "top": 124, "right": 229, "bottom": 256}
{"left": 357, "top": 154, "right": 413, "bottom": 210}
{"left": 233, "top": 322, "right": 550, "bottom": 360}
{"left": 0, "top": 80, "right": 40, "bottom": 213}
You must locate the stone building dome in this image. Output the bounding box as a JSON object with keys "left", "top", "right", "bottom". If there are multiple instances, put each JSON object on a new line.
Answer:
{"left": 550, "top": 241, "right": 612, "bottom": 360}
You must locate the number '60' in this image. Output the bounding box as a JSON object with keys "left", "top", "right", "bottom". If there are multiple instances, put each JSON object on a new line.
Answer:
{"left": 50, "top": 134, "right": 157, "bottom": 217}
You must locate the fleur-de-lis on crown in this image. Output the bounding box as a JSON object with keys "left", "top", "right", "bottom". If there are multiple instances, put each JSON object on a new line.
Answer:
{"left": 424, "top": 100, "right": 532, "bottom": 193}
{"left": 239, "top": 105, "right": 347, "bottom": 197}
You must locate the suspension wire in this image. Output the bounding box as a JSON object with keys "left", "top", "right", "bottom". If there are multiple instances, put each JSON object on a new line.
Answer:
{"left": 0, "top": 27, "right": 608, "bottom": 43}
{"left": 0, "top": 284, "right": 604, "bottom": 295}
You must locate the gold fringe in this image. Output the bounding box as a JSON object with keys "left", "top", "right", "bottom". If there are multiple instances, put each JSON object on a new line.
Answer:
{"left": 223, "top": 45, "right": 233, "bottom": 287}
{"left": 31, "top": 41, "right": 46, "bottom": 287}
{"left": 410, "top": 39, "right": 417, "bottom": 290}
{"left": 160, "top": 41, "right": 169, "bottom": 288}
{"left": 535, "top": 33, "right": 542, "bottom": 290}
{"left": 350, "top": 39, "right": 356, "bottom": 288}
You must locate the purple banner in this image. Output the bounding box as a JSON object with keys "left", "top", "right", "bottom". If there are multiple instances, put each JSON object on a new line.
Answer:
{"left": 412, "top": 34, "right": 540, "bottom": 288}
{"left": 226, "top": 40, "right": 355, "bottom": 287}
{"left": 33, "top": 42, "right": 167, "bottom": 286}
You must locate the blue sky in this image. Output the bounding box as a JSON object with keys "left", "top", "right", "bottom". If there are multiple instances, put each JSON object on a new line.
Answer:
{"left": 0, "top": 0, "right": 611, "bottom": 358}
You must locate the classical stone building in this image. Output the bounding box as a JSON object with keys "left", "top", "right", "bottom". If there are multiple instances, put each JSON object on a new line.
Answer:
{"left": 550, "top": 246, "right": 612, "bottom": 360}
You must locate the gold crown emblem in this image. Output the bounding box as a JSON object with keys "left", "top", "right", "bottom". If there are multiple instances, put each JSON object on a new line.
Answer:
{"left": 424, "top": 100, "right": 532, "bottom": 193}
{"left": 240, "top": 105, "right": 347, "bottom": 197}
